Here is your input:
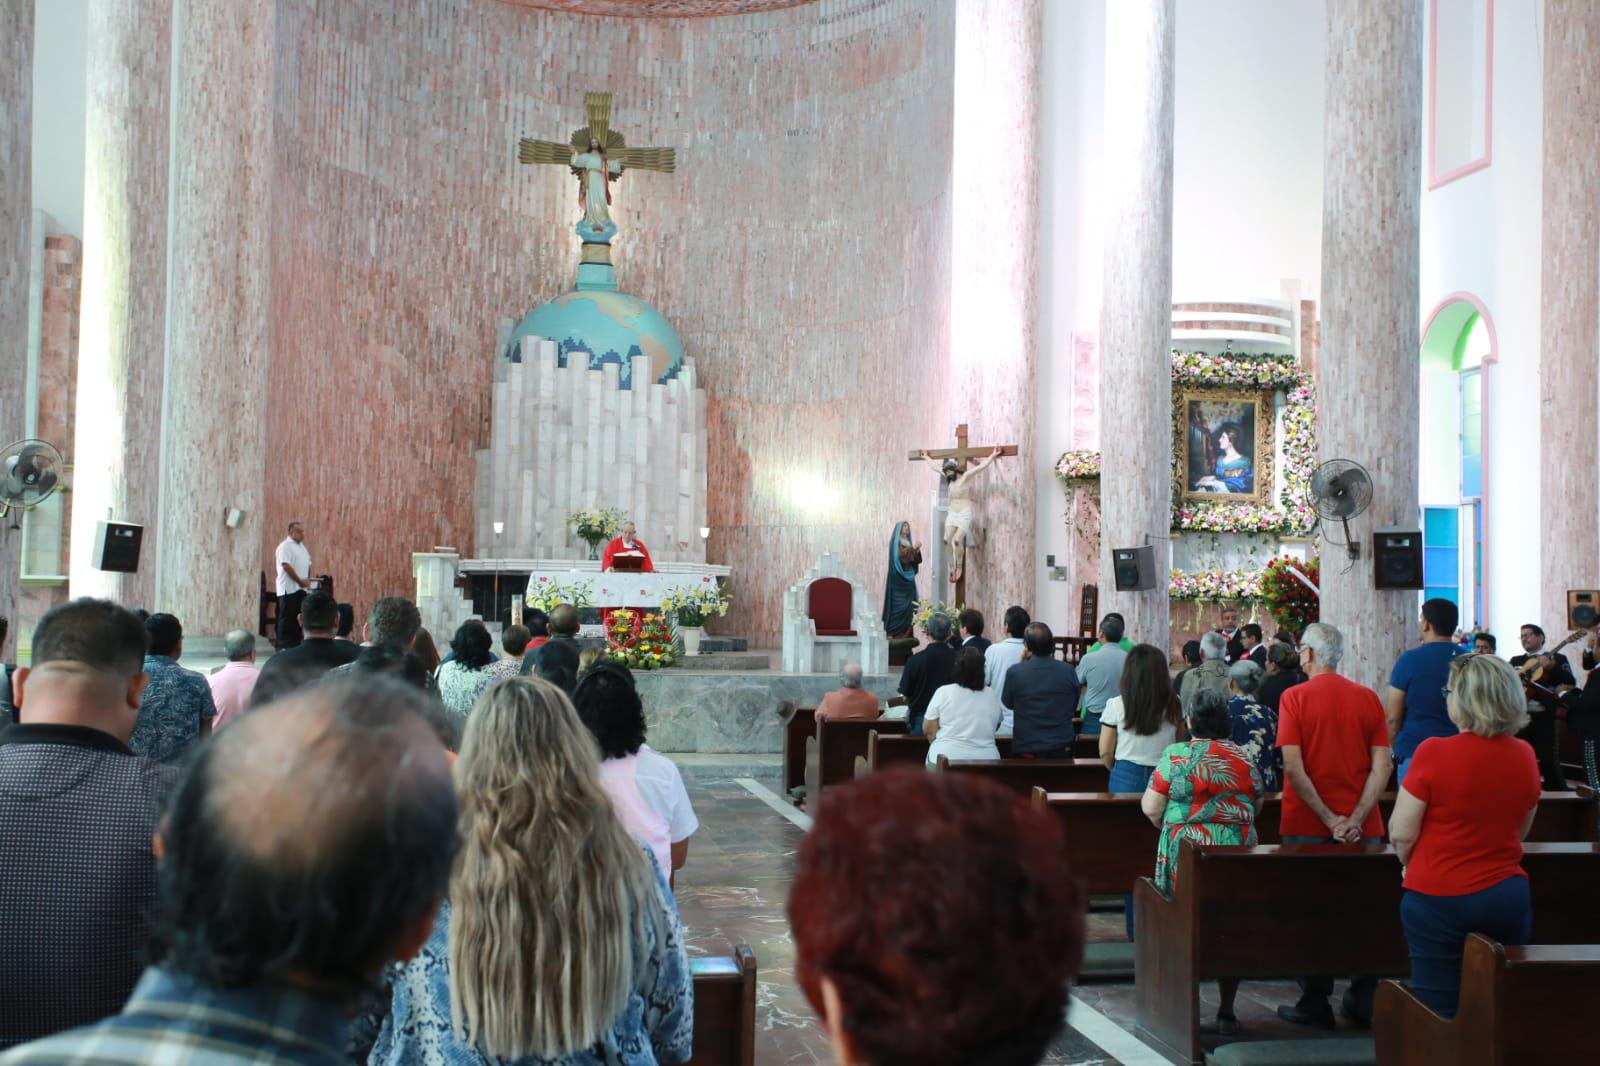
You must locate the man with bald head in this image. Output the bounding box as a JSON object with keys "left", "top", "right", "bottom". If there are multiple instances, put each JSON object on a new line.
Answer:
{"left": 522, "top": 601, "right": 582, "bottom": 693}
{"left": 3, "top": 675, "right": 459, "bottom": 1063}
{"left": 0, "top": 600, "right": 175, "bottom": 1049}
{"left": 816, "top": 662, "right": 882, "bottom": 721}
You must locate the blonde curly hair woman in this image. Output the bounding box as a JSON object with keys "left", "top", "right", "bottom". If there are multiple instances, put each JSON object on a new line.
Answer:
{"left": 369, "top": 676, "right": 692, "bottom": 1065}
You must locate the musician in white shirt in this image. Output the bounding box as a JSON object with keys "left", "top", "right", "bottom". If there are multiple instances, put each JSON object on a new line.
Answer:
{"left": 274, "top": 522, "right": 314, "bottom": 648}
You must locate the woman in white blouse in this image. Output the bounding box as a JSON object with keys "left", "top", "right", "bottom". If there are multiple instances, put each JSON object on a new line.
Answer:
{"left": 925, "top": 647, "right": 1003, "bottom": 766}
{"left": 1099, "top": 643, "right": 1183, "bottom": 793}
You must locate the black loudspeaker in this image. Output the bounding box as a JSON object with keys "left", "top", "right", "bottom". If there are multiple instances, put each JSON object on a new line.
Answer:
{"left": 1568, "top": 590, "right": 1600, "bottom": 630}
{"left": 1112, "top": 546, "right": 1157, "bottom": 592}
{"left": 92, "top": 520, "right": 144, "bottom": 573}
{"left": 1373, "top": 529, "right": 1423, "bottom": 590}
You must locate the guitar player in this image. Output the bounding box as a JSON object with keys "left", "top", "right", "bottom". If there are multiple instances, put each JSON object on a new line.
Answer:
{"left": 1509, "top": 624, "right": 1578, "bottom": 790}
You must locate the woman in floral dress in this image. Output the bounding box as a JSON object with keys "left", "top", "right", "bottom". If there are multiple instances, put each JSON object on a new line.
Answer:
{"left": 1225, "top": 659, "right": 1281, "bottom": 792}
{"left": 1142, "top": 687, "right": 1264, "bottom": 1036}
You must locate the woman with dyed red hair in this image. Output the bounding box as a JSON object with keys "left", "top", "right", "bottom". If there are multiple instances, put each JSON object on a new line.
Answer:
{"left": 788, "top": 769, "right": 1086, "bottom": 1066}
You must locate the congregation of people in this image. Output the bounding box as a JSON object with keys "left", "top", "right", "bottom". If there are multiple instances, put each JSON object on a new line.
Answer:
{"left": 1, "top": 572, "right": 1596, "bottom": 1063}
{"left": 866, "top": 592, "right": 1599, "bottom": 1035}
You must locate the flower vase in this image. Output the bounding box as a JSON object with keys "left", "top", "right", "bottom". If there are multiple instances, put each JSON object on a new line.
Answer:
{"left": 679, "top": 626, "right": 705, "bottom": 656}
{"left": 586, "top": 538, "right": 601, "bottom": 561}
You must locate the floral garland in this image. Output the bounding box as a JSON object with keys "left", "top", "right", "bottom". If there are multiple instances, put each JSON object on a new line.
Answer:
{"left": 1055, "top": 450, "right": 1101, "bottom": 480}
{"left": 1169, "top": 567, "right": 1266, "bottom": 603}
{"left": 1055, "top": 351, "right": 1317, "bottom": 537}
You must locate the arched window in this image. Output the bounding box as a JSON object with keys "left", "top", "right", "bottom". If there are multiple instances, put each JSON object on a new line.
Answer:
{"left": 1419, "top": 299, "right": 1493, "bottom": 627}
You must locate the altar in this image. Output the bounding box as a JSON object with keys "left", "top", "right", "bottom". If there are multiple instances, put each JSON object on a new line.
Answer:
{"left": 456, "top": 557, "right": 730, "bottom": 618}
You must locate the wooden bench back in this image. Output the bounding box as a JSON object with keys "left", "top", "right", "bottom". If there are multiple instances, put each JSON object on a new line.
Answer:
{"left": 815, "top": 717, "right": 906, "bottom": 795}
{"left": 936, "top": 756, "right": 1109, "bottom": 796}
{"left": 1135, "top": 841, "right": 1600, "bottom": 1064}
{"left": 780, "top": 704, "right": 816, "bottom": 796}
{"left": 1173, "top": 841, "right": 1600, "bottom": 979}
{"left": 1376, "top": 934, "right": 1600, "bottom": 1066}
{"left": 1033, "top": 788, "right": 1595, "bottom": 894}
{"left": 687, "top": 946, "right": 757, "bottom": 1066}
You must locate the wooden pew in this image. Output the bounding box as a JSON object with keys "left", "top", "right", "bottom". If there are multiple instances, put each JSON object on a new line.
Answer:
{"left": 859, "top": 732, "right": 1022, "bottom": 777}
{"left": 1374, "top": 934, "right": 1600, "bottom": 1066}
{"left": 780, "top": 703, "right": 816, "bottom": 799}
{"left": 935, "top": 755, "right": 1109, "bottom": 795}
{"left": 814, "top": 716, "right": 907, "bottom": 797}
{"left": 687, "top": 945, "right": 757, "bottom": 1066}
{"left": 1073, "top": 734, "right": 1100, "bottom": 759}
{"left": 1033, "top": 788, "right": 1596, "bottom": 898}
{"left": 1134, "top": 841, "right": 1600, "bottom": 1065}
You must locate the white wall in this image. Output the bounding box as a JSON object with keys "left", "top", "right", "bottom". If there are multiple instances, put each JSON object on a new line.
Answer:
{"left": 32, "top": 0, "right": 88, "bottom": 238}
{"left": 1418, "top": 0, "right": 1544, "bottom": 640}
{"left": 1034, "top": 0, "right": 1105, "bottom": 629}
{"left": 1173, "top": 0, "right": 1325, "bottom": 302}
{"left": 1035, "top": 0, "right": 1325, "bottom": 626}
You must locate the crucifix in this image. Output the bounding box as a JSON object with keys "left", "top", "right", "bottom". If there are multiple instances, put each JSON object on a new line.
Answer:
{"left": 518, "top": 91, "right": 676, "bottom": 257}
{"left": 907, "top": 424, "right": 1018, "bottom": 608}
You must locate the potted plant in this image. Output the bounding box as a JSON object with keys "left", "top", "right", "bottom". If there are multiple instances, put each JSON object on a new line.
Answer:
{"left": 660, "top": 582, "right": 732, "bottom": 656}
{"left": 568, "top": 507, "right": 626, "bottom": 560}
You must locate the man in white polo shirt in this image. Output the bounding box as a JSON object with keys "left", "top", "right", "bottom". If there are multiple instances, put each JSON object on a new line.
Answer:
{"left": 274, "top": 522, "right": 314, "bottom": 649}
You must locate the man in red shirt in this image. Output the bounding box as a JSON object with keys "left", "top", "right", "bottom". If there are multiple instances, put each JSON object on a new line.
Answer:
{"left": 1274, "top": 621, "right": 1393, "bottom": 1030}
{"left": 815, "top": 663, "right": 883, "bottom": 722}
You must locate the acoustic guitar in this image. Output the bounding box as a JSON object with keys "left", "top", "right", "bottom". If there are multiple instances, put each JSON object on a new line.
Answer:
{"left": 1520, "top": 631, "right": 1589, "bottom": 710}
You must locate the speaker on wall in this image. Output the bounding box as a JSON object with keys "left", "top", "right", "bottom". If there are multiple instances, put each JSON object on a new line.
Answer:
{"left": 1112, "top": 546, "right": 1157, "bottom": 592}
{"left": 92, "top": 520, "right": 143, "bottom": 573}
{"left": 1568, "top": 590, "right": 1600, "bottom": 630}
{"left": 1373, "top": 529, "right": 1423, "bottom": 590}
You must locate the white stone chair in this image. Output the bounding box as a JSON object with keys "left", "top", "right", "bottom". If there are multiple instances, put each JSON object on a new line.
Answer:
{"left": 781, "top": 552, "right": 888, "bottom": 674}
{"left": 413, "top": 551, "right": 478, "bottom": 643}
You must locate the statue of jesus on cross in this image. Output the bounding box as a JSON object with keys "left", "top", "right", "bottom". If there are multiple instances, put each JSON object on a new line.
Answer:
{"left": 909, "top": 424, "right": 1017, "bottom": 604}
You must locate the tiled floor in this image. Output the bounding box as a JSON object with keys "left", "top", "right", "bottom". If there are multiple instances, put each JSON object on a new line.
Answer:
{"left": 674, "top": 775, "right": 1379, "bottom": 1066}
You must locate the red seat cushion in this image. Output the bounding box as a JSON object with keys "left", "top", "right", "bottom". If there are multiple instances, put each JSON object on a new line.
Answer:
{"left": 808, "top": 578, "right": 855, "bottom": 637}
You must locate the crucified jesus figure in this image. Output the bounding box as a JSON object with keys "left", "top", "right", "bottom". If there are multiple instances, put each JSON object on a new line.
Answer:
{"left": 917, "top": 446, "right": 1004, "bottom": 583}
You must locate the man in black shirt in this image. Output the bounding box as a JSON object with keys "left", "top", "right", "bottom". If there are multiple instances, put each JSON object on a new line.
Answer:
{"left": 523, "top": 603, "right": 582, "bottom": 693}
{"left": 1000, "top": 622, "right": 1081, "bottom": 758}
{"left": 0, "top": 600, "right": 177, "bottom": 1048}
{"left": 252, "top": 592, "right": 361, "bottom": 707}
{"left": 898, "top": 612, "right": 958, "bottom": 734}
{"left": 1510, "top": 623, "right": 1575, "bottom": 790}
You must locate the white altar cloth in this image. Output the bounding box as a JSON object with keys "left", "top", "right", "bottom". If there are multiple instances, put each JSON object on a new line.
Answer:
{"left": 463, "top": 559, "right": 729, "bottom": 609}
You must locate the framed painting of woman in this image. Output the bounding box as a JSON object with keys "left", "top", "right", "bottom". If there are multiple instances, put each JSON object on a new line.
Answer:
{"left": 1175, "top": 389, "right": 1274, "bottom": 506}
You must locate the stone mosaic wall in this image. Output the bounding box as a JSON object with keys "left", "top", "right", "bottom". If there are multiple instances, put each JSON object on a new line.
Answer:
{"left": 1539, "top": 1, "right": 1600, "bottom": 629}
{"left": 0, "top": 0, "right": 31, "bottom": 635}
{"left": 946, "top": 0, "right": 1041, "bottom": 624}
{"left": 263, "top": 0, "right": 971, "bottom": 645}
{"left": 71, "top": 0, "right": 172, "bottom": 611}
{"left": 1318, "top": 0, "right": 1422, "bottom": 692}
{"left": 155, "top": 0, "right": 275, "bottom": 635}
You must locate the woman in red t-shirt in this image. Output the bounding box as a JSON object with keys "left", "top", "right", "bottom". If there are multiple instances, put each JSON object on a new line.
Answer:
{"left": 1388, "top": 653, "right": 1541, "bottom": 1017}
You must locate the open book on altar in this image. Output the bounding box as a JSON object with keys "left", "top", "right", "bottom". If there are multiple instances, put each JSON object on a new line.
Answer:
{"left": 610, "top": 551, "right": 648, "bottom": 573}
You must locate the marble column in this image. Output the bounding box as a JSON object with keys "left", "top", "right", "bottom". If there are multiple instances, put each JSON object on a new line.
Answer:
{"left": 1539, "top": 1, "right": 1600, "bottom": 632}
{"left": 1317, "top": 0, "right": 1422, "bottom": 690}
{"left": 0, "top": 0, "right": 32, "bottom": 637}
{"left": 949, "top": 0, "right": 1041, "bottom": 619}
{"left": 71, "top": 0, "right": 173, "bottom": 608}
{"left": 154, "top": 0, "right": 273, "bottom": 634}
{"left": 1098, "top": 0, "right": 1174, "bottom": 646}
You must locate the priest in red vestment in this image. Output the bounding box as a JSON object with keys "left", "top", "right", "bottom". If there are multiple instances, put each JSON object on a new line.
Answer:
{"left": 601, "top": 521, "right": 654, "bottom": 572}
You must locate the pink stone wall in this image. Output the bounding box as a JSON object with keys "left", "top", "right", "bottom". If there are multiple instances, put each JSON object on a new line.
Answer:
{"left": 39, "top": 237, "right": 82, "bottom": 471}
{"left": 71, "top": 0, "right": 172, "bottom": 611}
{"left": 0, "top": 0, "right": 31, "bottom": 639}
{"left": 263, "top": 0, "right": 968, "bottom": 645}
{"left": 155, "top": 0, "right": 275, "bottom": 635}
{"left": 946, "top": 0, "right": 1041, "bottom": 622}
{"left": 1539, "top": 1, "right": 1600, "bottom": 629}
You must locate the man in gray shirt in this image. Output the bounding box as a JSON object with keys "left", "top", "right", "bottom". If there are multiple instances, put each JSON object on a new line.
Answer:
{"left": 1075, "top": 614, "right": 1128, "bottom": 736}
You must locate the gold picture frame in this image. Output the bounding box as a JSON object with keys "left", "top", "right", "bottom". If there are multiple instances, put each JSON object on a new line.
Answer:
{"left": 1174, "top": 388, "right": 1274, "bottom": 506}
